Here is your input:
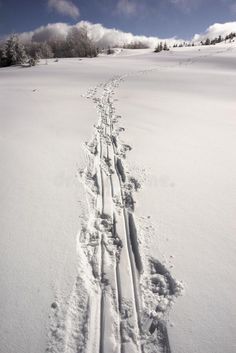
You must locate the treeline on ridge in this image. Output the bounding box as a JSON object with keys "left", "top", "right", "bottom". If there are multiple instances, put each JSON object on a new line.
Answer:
{"left": 0, "top": 26, "right": 98, "bottom": 67}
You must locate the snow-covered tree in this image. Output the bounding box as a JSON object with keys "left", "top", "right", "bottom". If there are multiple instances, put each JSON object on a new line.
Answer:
{"left": 107, "top": 46, "right": 115, "bottom": 55}
{"left": 123, "top": 41, "right": 149, "bottom": 49}
{"left": 163, "top": 42, "right": 169, "bottom": 51}
{"left": 154, "top": 42, "right": 163, "bottom": 53}
{"left": 66, "top": 27, "right": 98, "bottom": 58}
{"left": 1, "top": 35, "right": 27, "bottom": 66}
{"left": 24, "top": 42, "right": 54, "bottom": 65}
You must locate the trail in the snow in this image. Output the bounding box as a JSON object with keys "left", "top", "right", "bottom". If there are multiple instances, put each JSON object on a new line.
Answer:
{"left": 46, "top": 72, "right": 183, "bottom": 353}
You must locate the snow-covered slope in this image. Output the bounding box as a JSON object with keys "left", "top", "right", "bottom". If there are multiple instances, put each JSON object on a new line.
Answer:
{"left": 116, "top": 45, "right": 236, "bottom": 353}
{"left": 0, "top": 43, "right": 236, "bottom": 353}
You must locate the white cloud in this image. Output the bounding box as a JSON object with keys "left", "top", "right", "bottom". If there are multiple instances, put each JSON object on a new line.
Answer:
{"left": 48, "top": 0, "right": 80, "bottom": 19}
{"left": 78, "top": 21, "right": 183, "bottom": 48}
{"left": 16, "top": 21, "right": 182, "bottom": 48}
{"left": 32, "top": 22, "right": 70, "bottom": 42}
{"left": 193, "top": 21, "right": 236, "bottom": 42}
{"left": 116, "top": 0, "right": 138, "bottom": 16}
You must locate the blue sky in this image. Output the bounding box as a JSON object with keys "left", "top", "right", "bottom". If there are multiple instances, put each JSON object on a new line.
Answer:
{"left": 0, "top": 0, "right": 236, "bottom": 39}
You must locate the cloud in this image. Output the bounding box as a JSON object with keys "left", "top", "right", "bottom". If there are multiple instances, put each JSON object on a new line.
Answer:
{"left": 31, "top": 23, "right": 70, "bottom": 42}
{"left": 16, "top": 21, "right": 182, "bottom": 48}
{"left": 80, "top": 21, "right": 160, "bottom": 47}
{"left": 48, "top": 0, "right": 80, "bottom": 19}
{"left": 116, "top": 0, "right": 138, "bottom": 16}
{"left": 193, "top": 21, "right": 236, "bottom": 42}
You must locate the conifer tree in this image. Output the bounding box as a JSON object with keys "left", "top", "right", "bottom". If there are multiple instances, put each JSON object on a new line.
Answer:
{"left": 1, "top": 34, "right": 27, "bottom": 66}
{"left": 163, "top": 42, "right": 169, "bottom": 51}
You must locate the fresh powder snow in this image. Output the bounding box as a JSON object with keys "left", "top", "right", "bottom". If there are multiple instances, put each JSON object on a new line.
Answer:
{"left": 0, "top": 43, "right": 236, "bottom": 353}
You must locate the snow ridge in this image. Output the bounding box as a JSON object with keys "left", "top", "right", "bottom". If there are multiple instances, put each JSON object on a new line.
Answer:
{"left": 47, "top": 73, "right": 183, "bottom": 353}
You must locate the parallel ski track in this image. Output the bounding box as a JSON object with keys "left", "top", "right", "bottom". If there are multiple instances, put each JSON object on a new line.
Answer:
{"left": 92, "top": 76, "right": 143, "bottom": 353}
{"left": 77, "top": 72, "right": 175, "bottom": 353}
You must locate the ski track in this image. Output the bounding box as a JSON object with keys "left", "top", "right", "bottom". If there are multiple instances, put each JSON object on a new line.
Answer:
{"left": 46, "top": 71, "right": 183, "bottom": 353}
